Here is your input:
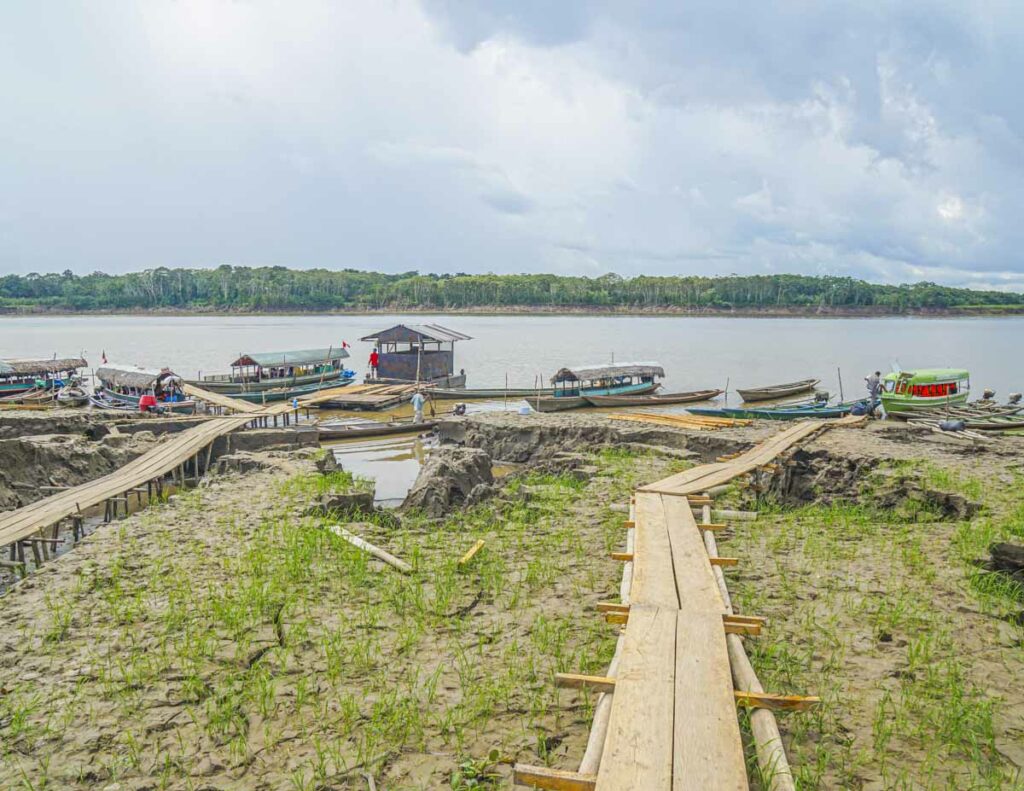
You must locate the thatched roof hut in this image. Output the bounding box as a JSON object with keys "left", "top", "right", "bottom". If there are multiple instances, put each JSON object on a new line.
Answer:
{"left": 550, "top": 363, "right": 665, "bottom": 384}
{"left": 0, "top": 357, "right": 87, "bottom": 376}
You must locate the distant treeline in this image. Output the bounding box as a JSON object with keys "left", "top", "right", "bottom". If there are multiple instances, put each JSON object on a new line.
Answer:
{"left": 1, "top": 267, "right": 1022, "bottom": 313}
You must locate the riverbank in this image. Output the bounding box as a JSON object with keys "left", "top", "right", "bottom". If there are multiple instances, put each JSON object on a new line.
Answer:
{"left": 0, "top": 411, "right": 1022, "bottom": 788}
{"left": 3, "top": 304, "right": 1024, "bottom": 318}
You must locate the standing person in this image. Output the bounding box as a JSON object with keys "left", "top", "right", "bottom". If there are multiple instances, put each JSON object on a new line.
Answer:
{"left": 865, "top": 371, "right": 882, "bottom": 402}
{"left": 368, "top": 348, "right": 379, "bottom": 380}
{"left": 411, "top": 389, "right": 425, "bottom": 423}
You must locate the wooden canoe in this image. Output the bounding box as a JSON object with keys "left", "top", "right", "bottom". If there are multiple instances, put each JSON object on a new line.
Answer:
{"left": 736, "top": 378, "right": 820, "bottom": 402}
{"left": 431, "top": 386, "right": 555, "bottom": 400}
{"left": 317, "top": 419, "right": 439, "bottom": 440}
{"left": 583, "top": 388, "right": 723, "bottom": 407}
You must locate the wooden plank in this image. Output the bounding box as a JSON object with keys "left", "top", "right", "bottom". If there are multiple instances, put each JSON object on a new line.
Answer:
{"left": 673, "top": 610, "right": 748, "bottom": 790}
{"left": 514, "top": 765, "right": 597, "bottom": 790}
{"left": 723, "top": 621, "right": 761, "bottom": 636}
{"left": 708, "top": 557, "right": 739, "bottom": 567}
{"left": 458, "top": 539, "right": 485, "bottom": 566}
{"left": 596, "top": 602, "right": 630, "bottom": 613}
{"left": 610, "top": 552, "right": 634, "bottom": 562}
{"left": 661, "top": 495, "right": 724, "bottom": 614}
{"left": 604, "top": 612, "right": 629, "bottom": 625}
{"left": 734, "top": 691, "right": 820, "bottom": 711}
{"left": 630, "top": 492, "right": 680, "bottom": 608}
{"left": 698, "top": 523, "right": 727, "bottom": 531}
{"left": 554, "top": 673, "right": 617, "bottom": 694}
{"left": 596, "top": 605, "right": 676, "bottom": 790}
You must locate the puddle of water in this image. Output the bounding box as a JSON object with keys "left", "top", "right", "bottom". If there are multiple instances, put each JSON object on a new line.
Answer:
{"left": 327, "top": 434, "right": 436, "bottom": 507}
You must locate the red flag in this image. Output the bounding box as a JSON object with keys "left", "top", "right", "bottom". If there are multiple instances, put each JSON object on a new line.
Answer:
{"left": 342, "top": 340, "right": 350, "bottom": 349}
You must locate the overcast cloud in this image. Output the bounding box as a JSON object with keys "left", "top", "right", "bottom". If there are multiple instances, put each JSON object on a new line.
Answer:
{"left": 1, "top": 1, "right": 1022, "bottom": 288}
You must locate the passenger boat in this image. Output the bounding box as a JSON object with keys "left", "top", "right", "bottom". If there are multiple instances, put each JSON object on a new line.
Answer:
{"left": 583, "top": 388, "right": 723, "bottom": 408}
{"left": 736, "top": 378, "right": 820, "bottom": 402}
{"left": 880, "top": 369, "right": 970, "bottom": 417}
{"left": 95, "top": 364, "right": 197, "bottom": 414}
{"left": 187, "top": 348, "right": 353, "bottom": 393}
{"left": 529, "top": 364, "right": 664, "bottom": 413}
{"left": 0, "top": 357, "right": 87, "bottom": 397}
{"left": 430, "top": 386, "right": 555, "bottom": 400}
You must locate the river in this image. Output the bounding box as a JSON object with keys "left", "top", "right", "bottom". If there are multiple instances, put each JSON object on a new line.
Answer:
{"left": 2, "top": 313, "right": 1023, "bottom": 399}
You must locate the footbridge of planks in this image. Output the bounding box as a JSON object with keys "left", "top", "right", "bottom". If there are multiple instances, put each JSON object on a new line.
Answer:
{"left": 0, "top": 384, "right": 369, "bottom": 577}
{"left": 515, "top": 415, "right": 866, "bottom": 791}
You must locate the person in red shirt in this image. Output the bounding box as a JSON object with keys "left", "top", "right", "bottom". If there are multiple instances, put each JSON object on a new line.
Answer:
{"left": 368, "top": 349, "right": 379, "bottom": 379}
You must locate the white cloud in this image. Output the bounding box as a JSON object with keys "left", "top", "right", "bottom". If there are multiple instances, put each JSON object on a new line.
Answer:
{"left": 0, "top": 0, "right": 1022, "bottom": 287}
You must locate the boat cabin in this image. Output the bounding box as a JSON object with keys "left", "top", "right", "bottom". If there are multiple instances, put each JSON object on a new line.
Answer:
{"left": 360, "top": 323, "right": 472, "bottom": 384}
{"left": 220, "top": 348, "right": 350, "bottom": 384}
{"left": 550, "top": 363, "right": 665, "bottom": 397}
{"left": 881, "top": 368, "right": 970, "bottom": 413}
{"left": 97, "top": 364, "right": 186, "bottom": 402}
{"left": 0, "top": 357, "right": 87, "bottom": 395}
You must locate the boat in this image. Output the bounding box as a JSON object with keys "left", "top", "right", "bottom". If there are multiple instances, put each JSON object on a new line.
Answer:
{"left": 687, "top": 400, "right": 862, "bottom": 421}
{"left": 56, "top": 383, "right": 90, "bottom": 407}
{"left": 95, "top": 364, "right": 197, "bottom": 415}
{"left": 583, "top": 388, "right": 723, "bottom": 408}
{"left": 529, "top": 363, "right": 664, "bottom": 413}
{"left": 0, "top": 357, "right": 87, "bottom": 398}
{"left": 736, "top": 378, "right": 820, "bottom": 402}
{"left": 880, "top": 369, "right": 970, "bottom": 417}
{"left": 317, "top": 418, "right": 439, "bottom": 440}
{"left": 0, "top": 387, "right": 57, "bottom": 405}
{"left": 186, "top": 348, "right": 353, "bottom": 393}
{"left": 227, "top": 379, "right": 354, "bottom": 404}
{"left": 431, "top": 386, "right": 555, "bottom": 400}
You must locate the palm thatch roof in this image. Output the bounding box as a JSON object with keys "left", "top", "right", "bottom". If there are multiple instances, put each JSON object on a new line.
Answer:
{"left": 551, "top": 363, "right": 665, "bottom": 384}
{"left": 230, "top": 348, "right": 350, "bottom": 368}
{"left": 96, "top": 364, "right": 171, "bottom": 389}
{"left": 0, "top": 357, "right": 87, "bottom": 376}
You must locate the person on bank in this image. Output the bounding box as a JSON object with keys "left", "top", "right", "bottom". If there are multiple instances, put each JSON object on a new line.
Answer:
{"left": 865, "top": 371, "right": 882, "bottom": 403}
{"left": 368, "top": 349, "right": 379, "bottom": 380}
{"left": 411, "top": 389, "right": 426, "bottom": 423}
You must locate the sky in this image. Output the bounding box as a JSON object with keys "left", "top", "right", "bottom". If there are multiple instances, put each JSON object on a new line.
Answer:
{"left": 2, "top": 1, "right": 1023, "bottom": 289}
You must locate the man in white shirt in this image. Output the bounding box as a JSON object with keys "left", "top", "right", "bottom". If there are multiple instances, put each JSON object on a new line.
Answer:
{"left": 411, "top": 390, "right": 426, "bottom": 423}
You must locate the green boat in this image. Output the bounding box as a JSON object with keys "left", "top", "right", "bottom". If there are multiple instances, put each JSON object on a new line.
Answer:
{"left": 187, "top": 348, "right": 352, "bottom": 393}
{"left": 880, "top": 369, "right": 970, "bottom": 417}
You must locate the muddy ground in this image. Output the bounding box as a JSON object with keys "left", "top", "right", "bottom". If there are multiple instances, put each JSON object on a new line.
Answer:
{"left": 1, "top": 412, "right": 1023, "bottom": 789}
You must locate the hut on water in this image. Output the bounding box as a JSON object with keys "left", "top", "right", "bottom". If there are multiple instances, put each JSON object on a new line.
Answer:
{"left": 360, "top": 324, "right": 472, "bottom": 386}
{"left": 0, "top": 357, "right": 87, "bottom": 397}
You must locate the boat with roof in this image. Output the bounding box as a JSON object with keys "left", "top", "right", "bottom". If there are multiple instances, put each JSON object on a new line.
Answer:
{"left": 186, "top": 347, "right": 354, "bottom": 394}
{"left": 0, "top": 357, "right": 87, "bottom": 398}
{"left": 529, "top": 364, "right": 664, "bottom": 412}
{"left": 880, "top": 368, "right": 970, "bottom": 417}
{"left": 94, "top": 364, "right": 196, "bottom": 414}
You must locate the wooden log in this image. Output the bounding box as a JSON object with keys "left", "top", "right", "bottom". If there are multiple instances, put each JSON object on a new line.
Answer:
{"left": 458, "top": 539, "right": 485, "bottom": 566}
{"left": 554, "top": 673, "right": 616, "bottom": 694}
{"left": 325, "top": 524, "right": 411, "bottom": 573}
{"left": 513, "top": 765, "right": 596, "bottom": 790}
{"left": 734, "top": 691, "right": 820, "bottom": 712}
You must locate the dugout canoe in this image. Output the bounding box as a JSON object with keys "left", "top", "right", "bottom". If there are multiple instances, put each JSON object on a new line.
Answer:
{"left": 736, "top": 378, "right": 820, "bottom": 402}
{"left": 583, "top": 388, "right": 724, "bottom": 407}
{"left": 430, "top": 386, "right": 555, "bottom": 400}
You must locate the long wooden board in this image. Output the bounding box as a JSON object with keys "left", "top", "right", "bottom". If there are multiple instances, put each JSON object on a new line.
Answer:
{"left": 663, "top": 495, "right": 725, "bottom": 613}
{"left": 630, "top": 493, "right": 680, "bottom": 608}
{"left": 595, "top": 605, "right": 676, "bottom": 790}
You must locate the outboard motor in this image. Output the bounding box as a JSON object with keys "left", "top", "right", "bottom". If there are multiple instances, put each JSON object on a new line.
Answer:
{"left": 982, "top": 388, "right": 996, "bottom": 400}
{"left": 813, "top": 391, "right": 829, "bottom": 404}
{"left": 453, "top": 402, "right": 467, "bottom": 416}
{"left": 1009, "top": 393, "right": 1023, "bottom": 405}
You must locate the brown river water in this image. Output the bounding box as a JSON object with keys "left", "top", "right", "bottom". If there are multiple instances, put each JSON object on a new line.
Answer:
{"left": 3, "top": 313, "right": 1022, "bottom": 504}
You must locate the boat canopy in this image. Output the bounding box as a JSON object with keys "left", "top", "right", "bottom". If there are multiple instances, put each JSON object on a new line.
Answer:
{"left": 359, "top": 324, "right": 472, "bottom": 345}
{"left": 229, "top": 348, "right": 350, "bottom": 368}
{"left": 551, "top": 363, "right": 665, "bottom": 384}
{"left": 96, "top": 364, "right": 172, "bottom": 389}
{"left": 0, "top": 357, "right": 87, "bottom": 376}
{"left": 883, "top": 368, "right": 969, "bottom": 383}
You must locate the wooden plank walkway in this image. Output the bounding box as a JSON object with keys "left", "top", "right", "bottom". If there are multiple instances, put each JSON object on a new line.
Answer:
{"left": 516, "top": 416, "right": 866, "bottom": 790}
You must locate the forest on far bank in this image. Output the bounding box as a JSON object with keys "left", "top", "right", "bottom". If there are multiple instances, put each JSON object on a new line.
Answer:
{"left": 2, "top": 267, "right": 1023, "bottom": 314}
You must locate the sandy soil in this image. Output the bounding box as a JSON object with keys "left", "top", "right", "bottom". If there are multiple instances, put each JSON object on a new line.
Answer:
{"left": 0, "top": 443, "right": 682, "bottom": 789}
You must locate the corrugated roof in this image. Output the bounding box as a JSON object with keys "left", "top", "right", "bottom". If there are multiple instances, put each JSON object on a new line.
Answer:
{"left": 0, "top": 357, "right": 88, "bottom": 376}
{"left": 551, "top": 362, "right": 665, "bottom": 384}
{"left": 229, "top": 348, "right": 351, "bottom": 367}
{"left": 359, "top": 323, "right": 472, "bottom": 343}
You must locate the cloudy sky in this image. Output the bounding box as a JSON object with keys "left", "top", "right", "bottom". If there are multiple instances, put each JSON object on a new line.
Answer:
{"left": 2, "top": 1, "right": 1022, "bottom": 288}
